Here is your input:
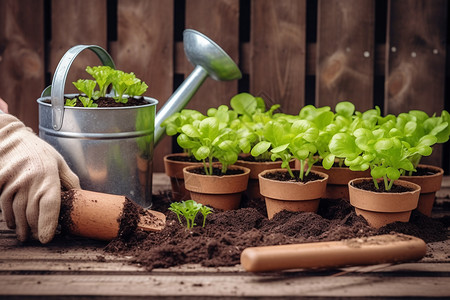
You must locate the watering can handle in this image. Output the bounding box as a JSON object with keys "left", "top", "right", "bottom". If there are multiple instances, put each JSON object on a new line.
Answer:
{"left": 43, "top": 45, "right": 116, "bottom": 131}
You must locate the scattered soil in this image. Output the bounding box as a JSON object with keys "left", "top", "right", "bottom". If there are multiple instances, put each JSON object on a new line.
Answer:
{"left": 187, "top": 166, "right": 245, "bottom": 176}
{"left": 237, "top": 155, "right": 275, "bottom": 163}
{"left": 59, "top": 190, "right": 76, "bottom": 234}
{"left": 117, "top": 197, "right": 142, "bottom": 240}
{"left": 167, "top": 155, "right": 202, "bottom": 163}
{"left": 262, "top": 170, "right": 324, "bottom": 183}
{"left": 102, "top": 192, "right": 448, "bottom": 271}
{"left": 59, "top": 190, "right": 143, "bottom": 239}
{"left": 166, "top": 155, "right": 217, "bottom": 163}
{"left": 351, "top": 180, "right": 414, "bottom": 193}
{"left": 405, "top": 166, "right": 441, "bottom": 176}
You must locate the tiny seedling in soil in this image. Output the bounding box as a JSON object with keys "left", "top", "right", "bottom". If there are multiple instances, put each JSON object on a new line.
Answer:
{"left": 168, "top": 200, "right": 213, "bottom": 229}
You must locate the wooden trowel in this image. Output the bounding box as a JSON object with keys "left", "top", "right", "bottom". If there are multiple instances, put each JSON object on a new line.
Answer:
{"left": 241, "top": 234, "right": 427, "bottom": 272}
{"left": 61, "top": 189, "right": 166, "bottom": 241}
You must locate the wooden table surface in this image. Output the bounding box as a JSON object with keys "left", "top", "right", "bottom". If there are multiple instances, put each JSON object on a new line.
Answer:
{"left": 1, "top": 174, "right": 449, "bottom": 299}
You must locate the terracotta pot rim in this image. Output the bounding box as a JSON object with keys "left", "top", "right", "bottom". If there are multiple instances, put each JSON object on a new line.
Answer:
{"left": 183, "top": 164, "right": 251, "bottom": 177}
{"left": 237, "top": 155, "right": 294, "bottom": 165}
{"left": 348, "top": 178, "right": 420, "bottom": 212}
{"left": 258, "top": 168, "right": 329, "bottom": 184}
{"left": 258, "top": 169, "right": 328, "bottom": 200}
{"left": 311, "top": 165, "right": 371, "bottom": 185}
{"left": 183, "top": 164, "right": 250, "bottom": 194}
{"left": 348, "top": 177, "right": 421, "bottom": 195}
{"left": 400, "top": 164, "right": 444, "bottom": 179}
{"left": 163, "top": 152, "right": 202, "bottom": 163}
{"left": 164, "top": 153, "right": 203, "bottom": 178}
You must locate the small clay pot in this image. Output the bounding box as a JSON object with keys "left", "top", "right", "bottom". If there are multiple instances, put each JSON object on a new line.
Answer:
{"left": 348, "top": 178, "right": 421, "bottom": 229}
{"left": 183, "top": 164, "right": 250, "bottom": 210}
{"left": 400, "top": 164, "right": 444, "bottom": 216}
{"left": 241, "top": 234, "right": 427, "bottom": 272}
{"left": 63, "top": 189, "right": 165, "bottom": 241}
{"left": 258, "top": 169, "right": 328, "bottom": 219}
{"left": 311, "top": 165, "right": 371, "bottom": 200}
{"left": 164, "top": 153, "right": 202, "bottom": 201}
{"left": 235, "top": 156, "right": 295, "bottom": 200}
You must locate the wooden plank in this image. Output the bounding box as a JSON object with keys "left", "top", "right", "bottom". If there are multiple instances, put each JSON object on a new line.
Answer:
{"left": 316, "top": 0, "right": 375, "bottom": 112}
{"left": 250, "top": 0, "right": 306, "bottom": 114}
{"left": 385, "top": 0, "right": 448, "bottom": 167}
{"left": 1, "top": 266, "right": 450, "bottom": 298}
{"left": 0, "top": 0, "right": 45, "bottom": 131}
{"left": 385, "top": 0, "right": 447, "bottom": 115}
{"left": 113, "top": 0, "right": 174, "bottom": 173}
{"left": 184, "top": 0, "right": 240, "bottom": 111}
{"left": 49, "top": 0, "right": 107, "bottom": 95}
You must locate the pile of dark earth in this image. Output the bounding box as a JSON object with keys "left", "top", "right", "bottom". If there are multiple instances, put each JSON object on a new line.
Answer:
{"left": 103, "top": 192, "right": 448, "bottom": 271}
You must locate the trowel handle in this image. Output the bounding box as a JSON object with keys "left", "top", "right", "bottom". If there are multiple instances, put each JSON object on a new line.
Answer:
{"left": 240, "top": 234, "right": 427, "bottom": 272}
{"left": 154, "top": 66, "right": 208, "bottom": 145}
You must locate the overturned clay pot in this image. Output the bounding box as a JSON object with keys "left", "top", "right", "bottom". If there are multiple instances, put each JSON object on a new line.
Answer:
{"left": 60, "top": 189, "right": 165, "bottom": 241}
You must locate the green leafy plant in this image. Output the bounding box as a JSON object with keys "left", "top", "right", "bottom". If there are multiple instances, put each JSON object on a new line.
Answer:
{"left": 86, "top": 66, "right": 114, "bottom": 98}
{"left": 251, "top": 117, "right": 320, "bottom": 181}
{"left": 329, "top": 127, "right": 418, "bottom": 191}
{"left": 168, "top": 200, "right": 212, "bottom": 229}
{"left": 230, "top": 93, "right": 280, "bottom": 161}
{"left": 64, "top": 98, "right": 77, "bottom": 107}
{"left": 395, "top": 110, "right": 450, "bottom": 175}
{"left": 111, "top": 70, "right": 148, "bottom": 104}
{"left": 71, "top": 79, "right": 98, "bottom": 107}
{"left": 69, "top": 66, "right": 148, "bottom": 106}
{"left": 177, "top": 114, "right": 244, "bottom": 175}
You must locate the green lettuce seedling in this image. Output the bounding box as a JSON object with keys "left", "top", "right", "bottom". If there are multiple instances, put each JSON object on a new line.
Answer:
{"left": 64, "top": 98, "right": 77, "bottom": 107}
{"left": 328, "top": 127, "right": 416, "bottom": 191}
{"left": 177, "top": 115, "right": 242, "bottom": 175}
{"left": 251, "top": 118, "right": 320, "bottom": 181}
{"left": 168, "top": 200, "right": 212, "bottom": 229}
{"left": 71, "top": 79, "right": 98, "bottom": 107}
{"left": 70, "top": 66, "right": 148, "bottom": 106}
{"left": 396, "top": 110, "right": 449, "bottom": 175}
{"left": 86, "top": 66, "right": 114, "bottom": 98}
{"left": 230, "top": 93, "right": 280, "bottom": 161}
{"left": 161, "top": 109, "right": 206, "bottom": 159}
{"left": 111, "top": 71, "right": 148, "bottom": 104}
{"left": 162, "top": 109, "right": 206, "bottom": 137}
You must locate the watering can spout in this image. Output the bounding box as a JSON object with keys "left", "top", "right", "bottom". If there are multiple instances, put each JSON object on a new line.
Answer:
{"left": 153, "top": 29, "right": 242, "bottom": 146}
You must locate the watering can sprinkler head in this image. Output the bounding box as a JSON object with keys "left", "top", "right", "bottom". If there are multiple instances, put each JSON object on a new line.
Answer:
{"left": 153, "top": 29, "right": 242, "bottom": 145}
{"left": 183, "top": 29, "right": 242, "bottom": 81}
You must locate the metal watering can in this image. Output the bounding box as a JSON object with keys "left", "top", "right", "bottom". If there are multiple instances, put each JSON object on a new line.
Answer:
{"left": 37, "top": 29, "right": 241, "bottom": 208}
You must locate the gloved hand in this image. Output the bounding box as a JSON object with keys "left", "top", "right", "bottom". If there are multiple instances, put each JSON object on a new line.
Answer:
{"left": 0, "top": 113, "right": 80, "bottom": 243}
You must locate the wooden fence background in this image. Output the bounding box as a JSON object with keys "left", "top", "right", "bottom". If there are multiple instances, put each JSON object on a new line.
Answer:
{"left": 0, "top": 0, "right": 448, "bottom": 173}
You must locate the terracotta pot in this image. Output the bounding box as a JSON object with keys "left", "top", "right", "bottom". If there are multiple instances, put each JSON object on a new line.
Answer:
{"left": 164, "top": 153, "right": 202, "bottom": 201}
{"left": 400, "top": 164, "right": 444, "bottom": 216}
{"left": 348, "top": 178, "right": 421, "bottom": 229}
{"left": 183, "top": 164, "right": 250, "bottom": 210}
{"left": 311, "top": 165, "right": 371, "bottom": 200}
{"left": 258, "top": 169, "right": 328, "bottom": 219}
{"left": 235, "top": 156, "right": 295, "bottom": 200}
{"left": 63, "top": 189, "right": 165, "bottom": 241}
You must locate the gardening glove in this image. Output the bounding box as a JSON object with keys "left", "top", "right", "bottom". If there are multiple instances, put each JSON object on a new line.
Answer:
{"left": 0, "top": 113, "right": 80, "bottom": 243}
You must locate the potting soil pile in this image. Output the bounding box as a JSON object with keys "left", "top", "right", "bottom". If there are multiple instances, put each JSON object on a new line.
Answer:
{"left": 102, "top": 192, "right": 448, "bottom": 270}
